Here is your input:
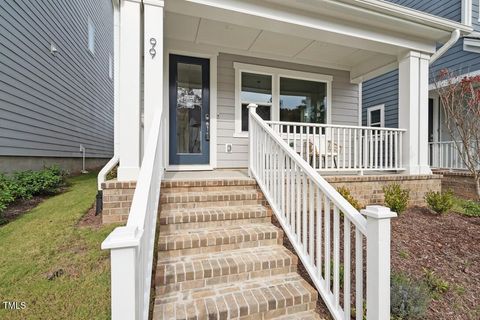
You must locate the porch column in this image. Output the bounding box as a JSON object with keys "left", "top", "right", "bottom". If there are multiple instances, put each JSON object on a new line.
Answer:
{"left": 398, "top": 51, "right": 432, "bottom": 175}
{"left": 143, "top": 0, "right": 164, "bottom": 146}
{"left": 117, "top": 0, "right": 142, "bottom": 181}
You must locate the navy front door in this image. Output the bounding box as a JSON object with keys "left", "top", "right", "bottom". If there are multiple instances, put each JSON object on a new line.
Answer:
{"left": 169, "top": 55, "right": 210, "bottom": 165}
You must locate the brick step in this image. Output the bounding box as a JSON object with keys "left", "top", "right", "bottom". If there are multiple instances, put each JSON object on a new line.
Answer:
{"left": 275, "top": 310, "right": 324, "bottom": 320}
{"left": 160, "top": 190, "right": 264, "bottom": 205}
{"left": 157, "top": 223, "right": 283, "bottom": 258}
{"left": 152, "top": 273, "right": 318, "bottom": 320}
{"left": 162, "top": 184, "right": 259, "bottom": 194}
{"left": 155, "top": 245, "right": 297, "bottom": 293}
{"left": 159, "top": 205, "right": 271, "bottom": 232}
{"left": 161, "top": 178, "right": 256, "bottom": 189}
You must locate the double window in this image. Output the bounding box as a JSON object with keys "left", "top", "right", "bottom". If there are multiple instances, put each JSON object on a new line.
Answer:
{"left": 234, "top": 63, "right": 332, "bottom": 136}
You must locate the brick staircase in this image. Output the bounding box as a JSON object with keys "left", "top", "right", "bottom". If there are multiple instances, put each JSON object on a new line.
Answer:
{"left": 153, "top": 177, "right": 323, "bottom": 320}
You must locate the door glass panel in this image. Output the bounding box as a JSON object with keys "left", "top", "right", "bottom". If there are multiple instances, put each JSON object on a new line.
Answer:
{"left": 279, "top": 77, "right": 327, "bottom": 124}
{"left": 176, "top": 63, "right": 202, "bottom": 154}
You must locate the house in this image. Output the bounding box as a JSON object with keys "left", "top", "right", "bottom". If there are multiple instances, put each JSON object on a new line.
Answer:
{"left": 362, "top": 0, "right": 480, "bottom": 171}
{"left": 0, "top": 0, "right": 114, "bottom": 173}
{"left": 99, "top": 1, "right": 472, "bottom": 319}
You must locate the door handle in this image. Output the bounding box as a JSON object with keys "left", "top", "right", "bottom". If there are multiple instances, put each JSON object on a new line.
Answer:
{"left": 205, "top": 114, "right": 210, "bottom": 141}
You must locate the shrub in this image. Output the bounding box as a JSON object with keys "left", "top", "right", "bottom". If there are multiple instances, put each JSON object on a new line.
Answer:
{"left": 424, "top": 190, "right": 454, "bottom": 214}
{"left": 461, "top": 200, "right": 480, "bottom": 217}
{"left": 422, "top": 268, "right": 449, "bottom": 300}
{"left": 337, "top": 186, "right": 362, "bottom": 210}
{"left": 391, "top": 272, "right": 430, "bottom": 319}
{"left": 0, "top": 174, "right": 15, "bottom": 214}
{"left": 383, "top": 183, "right": 410, "bottom": 214}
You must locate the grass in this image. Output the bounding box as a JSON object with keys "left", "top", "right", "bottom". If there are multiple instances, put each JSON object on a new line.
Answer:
{"left": 0, "top": 172, "right": 117, "bottom": 320}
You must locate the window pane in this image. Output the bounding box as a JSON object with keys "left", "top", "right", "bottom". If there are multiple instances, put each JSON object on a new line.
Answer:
{"left": 241, "top": 104, "right": 271, "bottom": 132}
{"left": 241, "top": 72, "right": 272, "bottom": 104}
{"left": 370, "top": 109, "right": 381, "bottom": 124}
{"left": 279, "top": 77, "right": 326, "bottom": 124}
{"left": 176, "top": 63, "right": 202, "bottom": 154}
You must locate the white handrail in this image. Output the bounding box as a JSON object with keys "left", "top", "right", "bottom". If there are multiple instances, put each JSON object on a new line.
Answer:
{"left": 98, "top": 156, "right": 120, "bottom": 190}
{"left": 266, "top": 120, "right": 407, "bottom": 132}
{"left": 249, "top": 104, "right": 395, "bottom": 320}
{"left": 101, "top": 107, "right": 165, "bottom": 320}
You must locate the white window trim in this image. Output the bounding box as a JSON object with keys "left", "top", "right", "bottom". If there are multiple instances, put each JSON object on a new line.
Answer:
{"left": 233, "top": 62, "right": 333, "bottom": 137}
{"left": 109, "top": 54, "right": 113, "bottom": 79}
{"left": 88, "top": 18, "right": 95, "bottom": 54}
{"left": 367, "top": 104, "right": 385, "bottom": 127}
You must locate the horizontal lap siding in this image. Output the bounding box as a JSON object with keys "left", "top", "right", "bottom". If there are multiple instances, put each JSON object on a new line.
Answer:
{"left": 386, "top": 0, "right": 462, "bottom": 22}
{"left": 362, "top": 70, "right": 398, "bottom": 128}
{"left": 216, "top": 53, "right": 358, "bottom": 168}
{"left": 0, "top": 0, "right": 113, "bottom": 158}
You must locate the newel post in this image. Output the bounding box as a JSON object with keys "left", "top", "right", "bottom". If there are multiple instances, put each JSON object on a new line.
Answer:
{"left": 247, "top": 103, "right": 258, "bottom": 178}
{"left": 361, "top": 205, "right": 397, "bottom": 320}
{"left": 101, "top": 226, "right": 141, "bottom": 320}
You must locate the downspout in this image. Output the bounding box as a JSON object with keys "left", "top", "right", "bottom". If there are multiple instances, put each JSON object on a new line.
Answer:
{"left": 96, "top": 0, "right": 121, "bottom": 215}
{"left": 429, "top": 29, "right": 461, "bottom": 65}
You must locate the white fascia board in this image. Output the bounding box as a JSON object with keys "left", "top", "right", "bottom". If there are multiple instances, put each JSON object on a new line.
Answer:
{"left": 171, "top": 0, "right": 437, "bottom": 55}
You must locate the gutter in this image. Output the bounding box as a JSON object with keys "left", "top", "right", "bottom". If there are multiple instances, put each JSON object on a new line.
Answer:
{"left": 430, "top": 29, "right": 461, "bottom": 65}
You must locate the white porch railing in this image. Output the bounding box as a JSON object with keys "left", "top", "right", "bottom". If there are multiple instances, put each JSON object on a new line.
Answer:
{"left": 101, "top": 109, "right": 165, "bottom": 320}
{"left": 267, "top": 121, "right": 406, "bottom": 172}
{"left": 429, "top": 141, "right": 479, "bottom": 170}
{"left": 248, "top": 104, "right": 396, "bottom": 320}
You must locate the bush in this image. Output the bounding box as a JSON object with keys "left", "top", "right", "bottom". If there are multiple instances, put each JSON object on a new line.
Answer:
{"left": 0, "top": 166, "right": 65, "bottom": 215}
{"left": 422, "top": 268, "right": 449, "bottom": 300}
{"left": 425, "top": 190, "right": 454, "bottom": 214}
{"left": 383, "top": 183, "right": 410, "bottom": 214}
{"left": 391, "top": 272, "right": 430, "bottom": 319}
{"left": 337, "top": 186, "right": 362, "bottom": 210}
{"left": 461, "top": 200, "right": 480, "bottom": 217}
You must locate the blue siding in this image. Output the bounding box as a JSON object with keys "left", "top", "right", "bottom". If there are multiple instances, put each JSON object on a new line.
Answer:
{"left": 472, "top": 0, "right": 480, "bottom": 31}
{"left": 386, "top": 0, "right": 462, "bottom": 22}
{"left": 0, "top": 0, "right": 114, "bottom": 159}
{"left": 431, "top": 40, "right": 480, "bottom": 80}
{"left": 362, "top": 70, "right": 398, "bottom": 128}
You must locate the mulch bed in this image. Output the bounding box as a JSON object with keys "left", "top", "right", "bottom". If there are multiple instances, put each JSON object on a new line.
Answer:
{"left": 77, "top": 203, "right": 102, "bottom": 228}
{"left": 0, "top": 195, "right": 48, "bottom": 225}
{"left": 392, "top": 207, "right": 480, "bottom": 320}
{"left": 273, "top": 207, "right": 480, "bottom": 319}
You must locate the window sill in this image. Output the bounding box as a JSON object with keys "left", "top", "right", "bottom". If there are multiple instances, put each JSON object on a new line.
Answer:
{"left": 233, "top": 132, "right": 248, "bottom": 138}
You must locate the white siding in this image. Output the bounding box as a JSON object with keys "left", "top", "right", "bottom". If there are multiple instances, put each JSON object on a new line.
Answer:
{"left": 216, "top": 53, "right": 359, "bottom": 168}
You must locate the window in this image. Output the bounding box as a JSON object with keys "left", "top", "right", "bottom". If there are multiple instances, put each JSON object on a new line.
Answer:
{"left": 88, "top": 18, "right": 95, "bottom": 54}
{"left": 234, "top": 63, "right": 332, "bottom": 136}
{"left": 367, "top": 104, "right": 385, "bottom": 127}
{"left": 240, "top": 72, "right": 272, "bottom": 131}
{"left": 279, "top": 77, "right": 326, "bottom": 125}
{"left": 109, "top": 54, "right": 113, "bottom": 79}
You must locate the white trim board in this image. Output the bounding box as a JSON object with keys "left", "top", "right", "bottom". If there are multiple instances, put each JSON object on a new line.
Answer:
{"left": 366, "top": 104, "right": 385, "bottom": 127}
{"left": 429, "top": 69, "right": 480, "bottom": 90}
{"left": 233, "top": 62, "right": 333, "bottom": 137}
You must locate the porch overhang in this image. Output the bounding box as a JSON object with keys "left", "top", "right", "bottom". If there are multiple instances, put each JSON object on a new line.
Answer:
{"left": 165, "top": 0, "right": 472, "bottom": 83}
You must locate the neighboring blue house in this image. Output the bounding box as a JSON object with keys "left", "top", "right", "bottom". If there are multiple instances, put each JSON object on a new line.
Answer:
{"left": 362, "top": 0, "right": 480, "bottom": 169}
{"left": 0, "top": 0, "right": 114, "bottom": 173}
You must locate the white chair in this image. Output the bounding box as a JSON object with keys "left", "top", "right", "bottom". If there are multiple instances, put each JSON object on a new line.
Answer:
{"left": 293, "top": 135, "right": 341, "bottom": 168}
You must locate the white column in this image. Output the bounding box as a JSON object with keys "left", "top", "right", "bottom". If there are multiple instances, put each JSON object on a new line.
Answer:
{"left": 362, "top": 205, "right": 397, "bottom": 320}
{"left": 143, "top": 0, "right": 164, "bottom": 147}
{"left": 398, "top": 51, "right": 432, "bottom": 175}
{"left": 117, "top": 0, "right": 142, "bottom": 181}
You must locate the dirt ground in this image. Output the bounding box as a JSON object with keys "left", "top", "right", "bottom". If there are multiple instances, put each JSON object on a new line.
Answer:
{"left": 1, "top": 195, "right": 48, "bottom": 225}
{"left": 273, "top": 206, "right": 480, "bottom": 319}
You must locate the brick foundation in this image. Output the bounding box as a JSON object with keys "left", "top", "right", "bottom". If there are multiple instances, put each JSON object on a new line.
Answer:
{"left": 101, "top": 180, "right": 136, "bottom": 224}
{"left": 433, "top": 170, "right": 478, "bottom": 200}
{"left": 325, "top": 174, "right": 442, "bottom": 207}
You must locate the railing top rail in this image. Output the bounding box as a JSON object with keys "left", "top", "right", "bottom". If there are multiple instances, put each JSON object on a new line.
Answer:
{"left": 254, "top": 113, "right": 367, "bottom": 234}
{"left": 429, "top": 141, "right": 455, "bottom": 144}
{"left": 265, "top": 120, "right": 407, "bottom": 132}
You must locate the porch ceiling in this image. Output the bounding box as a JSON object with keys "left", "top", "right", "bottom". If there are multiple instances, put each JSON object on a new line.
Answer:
{"left": 164, "top": 0, "right": 469, "bottom": 82}
{"left": 165, "top": 12, "right": 389, "bottom": 72}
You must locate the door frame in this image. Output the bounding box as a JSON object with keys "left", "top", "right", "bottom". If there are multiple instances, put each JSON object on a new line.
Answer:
{"left": 164, "top": 47, "right": 218, "bottom": 171}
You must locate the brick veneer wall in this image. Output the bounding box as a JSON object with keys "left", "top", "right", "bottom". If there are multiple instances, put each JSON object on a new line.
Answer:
{"left": 325, "top": 174, "right": 442, "bottom": 208}
{"left": 101, "top": 180, "right": 136, "bottom": 224}
{"left": 433, "top": 170, "right": 478, "bottom": 200}
{"left": 101, "top": 174, "right": 442, "bottom": 224}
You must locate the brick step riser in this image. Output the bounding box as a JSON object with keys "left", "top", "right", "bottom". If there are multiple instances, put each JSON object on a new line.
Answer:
{"left": 159, "top": 216, "right": 271, "bottom": 232}
{"left": 161, "top": 180, "right": 257, "bottom": 189}
{"left": 238, "top": 302, "right": 317, "bottom": 320}
{"left": 158, "top": 238, "right": 283, "bottom": 258}
{"left": 160, "top": 193, "right": 265, "bottom": 205}
{"left": 160, "top": 199, "right": 267, "bottom": 210}
{"left": 162, "top": 185, "right": 259, "bottom": 194}
{"left": 155, "top": 264, "right": 298, "bottom": 294}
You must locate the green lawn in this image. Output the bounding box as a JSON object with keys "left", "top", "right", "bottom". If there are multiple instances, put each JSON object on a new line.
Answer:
{"left": 0, "top": 172, "right": 117, "bottom": 319}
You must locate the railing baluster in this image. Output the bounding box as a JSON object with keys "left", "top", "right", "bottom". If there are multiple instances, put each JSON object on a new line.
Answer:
{"left": 333, "top": 206, "right": 340, "bottom": 306}
{"left": 325, "top": 197, "right": 331, "bottom": 293}
{"left": 344, "top": 219, "right": 351, "bottom": 320}
{"left": 309, "top": 179, "right": 314, "bottom": 264}
{"left": 355, "top": 229, "right": 363, "bottom": 320}
{"left": 342, "top": 128, "right": 346, "bottom": 169}
{"left": 296, "top": 164, "right": 301, "bottom": 241}
{"left": 316, "top": 188, "right": 323, "bottom": 280}
{"left": 303, "top": 174, "right": 308, "bottom": 254}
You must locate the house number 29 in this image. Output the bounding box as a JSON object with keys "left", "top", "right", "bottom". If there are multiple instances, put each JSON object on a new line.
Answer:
{"left": 149, "top": 38, "right": 157, "bottom": 59}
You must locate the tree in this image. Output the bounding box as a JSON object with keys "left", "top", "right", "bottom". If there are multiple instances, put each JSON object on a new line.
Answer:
{"left": 435, "top": 68, "right": 480, "bottom": 199}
